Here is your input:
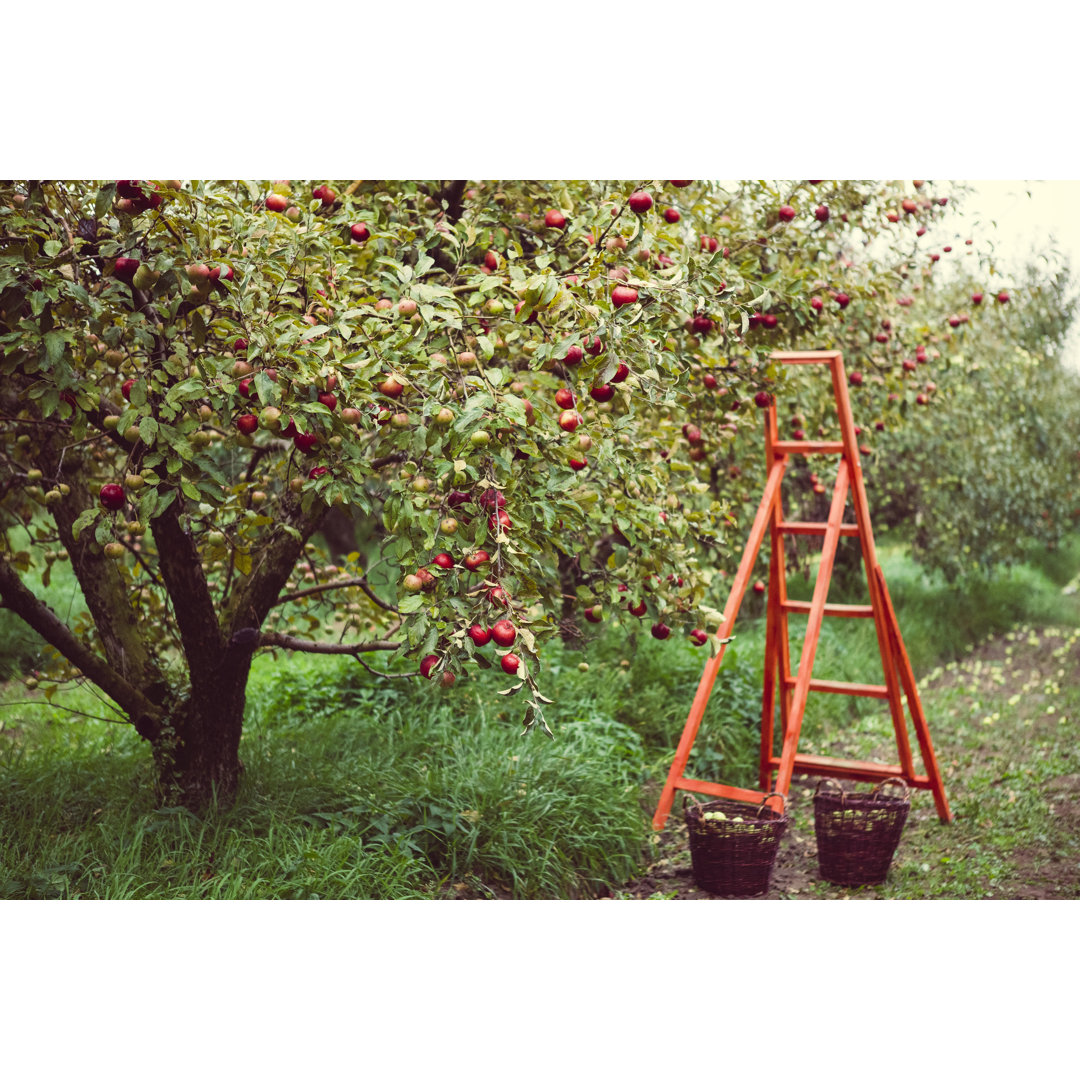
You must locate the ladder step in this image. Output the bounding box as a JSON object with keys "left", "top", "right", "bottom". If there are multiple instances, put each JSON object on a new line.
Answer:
{"left": 674, "top": 778, "right": 782, "bottom": 808}
{"left": 766, "top": 753, "right": 932, "bottom": 788}
{"left": 770, "top": 351, "right": 841, "bottom": 365}
{"left": 772, "top": 440, "right": 845, "bottom": 455}
{"left": 784, "top": 676, "right": 890, "bottom": 699}
{"left": 782, "top": 601, "right": 875, "bottom": 618}
{"left": 776, "top": 521, "right": 860, "bottom": 536}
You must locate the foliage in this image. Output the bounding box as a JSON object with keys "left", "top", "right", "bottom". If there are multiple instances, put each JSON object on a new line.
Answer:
{"left": 0, "top": 178, "right": 1029, "bottom": 805}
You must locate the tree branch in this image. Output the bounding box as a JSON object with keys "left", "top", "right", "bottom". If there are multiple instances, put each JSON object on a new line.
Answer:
{"left": 257, "top": 631, "right": 403, "bottom": 656}
{"left": 273, "top": 575, "right": 398, "bottom": 613}
{"left": 151, "top": 495, "right": 226, "bottom": 670}
{"left": 0, "top": 558, "right": 164, "bottom": 734}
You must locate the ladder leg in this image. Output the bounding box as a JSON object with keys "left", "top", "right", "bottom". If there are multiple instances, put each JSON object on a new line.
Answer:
{"left": 875, "top": 566, "right": 953, "bottom": 822}
{"left": 652, "top": 459, "right": 786, "bottom": 830}
{"left": 760, "top": 537, "right": 781, "bottom": 791}
{"left": 774, "top": 460, "right": 850, "bottom": 796}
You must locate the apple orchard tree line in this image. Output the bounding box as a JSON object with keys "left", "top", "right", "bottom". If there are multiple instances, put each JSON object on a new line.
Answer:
{"left": 0, "top": 179, "right": 1012, "bottom": 809}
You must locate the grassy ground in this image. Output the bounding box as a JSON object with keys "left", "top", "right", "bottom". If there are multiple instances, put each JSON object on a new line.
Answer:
{"left": 617, "top": 538, "right": 1080, "bottom": 900}
{"left": 1, "top": 537, "right": 1078, "bottom": 899}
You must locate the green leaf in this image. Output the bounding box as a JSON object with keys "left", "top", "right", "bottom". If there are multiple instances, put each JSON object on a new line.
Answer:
{"left": 71, "top": 508, "right": 99, "bottom": 542}
{"left": 43, "top": 331, "right": 66, "bottom": 364}
{"left": 398, "top": 594, "right": 424, "bottom": 613}
{"left": 95, "top": 184, "right": 116, "bottom": 219}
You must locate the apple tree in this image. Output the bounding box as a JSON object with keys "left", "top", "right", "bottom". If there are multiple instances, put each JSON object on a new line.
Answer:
{"left": 0, "top": 179, "right": 973, "bottom": 809}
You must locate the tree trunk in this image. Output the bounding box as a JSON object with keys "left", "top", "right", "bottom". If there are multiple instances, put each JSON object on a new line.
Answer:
{"left": 151, "top": 648, "right": 254, "bottom": 812}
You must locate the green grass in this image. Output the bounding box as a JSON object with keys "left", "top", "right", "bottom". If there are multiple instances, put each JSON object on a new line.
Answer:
{"left": 2, "top": 532, "right": 1078, "bottom": 899}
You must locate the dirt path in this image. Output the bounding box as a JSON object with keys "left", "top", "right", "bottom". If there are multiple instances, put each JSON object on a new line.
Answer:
{"left": 611, "top": 625, "right": 1080, "bottom": 900}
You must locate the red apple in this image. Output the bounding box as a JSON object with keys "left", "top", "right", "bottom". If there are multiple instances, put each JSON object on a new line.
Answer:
{"left": 468, "top": 625, "right": 491, "bottom": 647}
{"left": 113, "top": 257, "right": 140, "bottom": 281}
{"left": 433, "top": 553, "right": 454, "bottom": 570}
{"left": 777, "top": 205, "right": 796, "bottom": 222}
{"left": 611, "top": 285, "right": 639, "bottom": 308}
{"left": 754, "top": 391, "right": 772, "bottom": 408}
{"left": 628, "top": 190, "right": 653, "bottom": 213}
{"left": 971, "top": 293, "right": 983, "bottom": 305}
{"left": 811, "top": 297, "right": 824, "bottom": 311}
{"left": 562, "top": 344, "right": 584, "bottom": 366}
{"left": 753, "top": 580, "right": 766, "bottom": 595}
{"left": 997, "top": 291, "right": 1009, "bottom": 304}
{"left": 350, "top": 223, "right": 370, "bottom": 242}
{"left": 627, "top": 599, "right": 647, "bottom": 618}
{"left": 555, "top": 388, "right": 576, "bottom": 411}
{"left": 501, "top": 653, "right": 520, "bottom": 675}
{"left": 584, "top": 335, "right": 604, "bottom": 356}
{"left": 814, "top": 205, "right": 829, "bottom": 222}
{"left": 121, "top": 378, "right": 135, "bottom": 401}
{"left": 491, "top": 619, "right": 516, "bottom": 647}
{"left": 569, "top": 457, "right": 588, "bottom": 471}
{"left": 378, "top": 376, "right": 405, "bottom": 398}
{"left": 584, "top": 605, "right": 603, "bottom": 623}
{"left": 663, "top": 207, "right": 680, "bottom": 223}
{"left": 99, "top": 483, "right": 125, "bottom": 511}
{"left": 589, "top": 384, "right": 614, "bottom": 403}
{"left": 318, "top": 391, "right": 337, "bottom": 411}
{"left": 488, "top": 509, "right": 511, "bottom": 532}
{"left": 651, "top": 622, "right": 671, "bottom": 640}
{"left": 463, "top": 550, "right": 490, "bottom": 571}
{"left": 849, "top": 371, "right": 864, "bottom": 387}
{"left": 558, "top": 409, "right": 581, "bottom": 433}
{"left": 237, "top": 413, "right": 258, "bottom": 435}
{"left": 420, "top": 655, "right": 440, "bottom": 679}
{"left": 611, "top": 363, "right": 629, "bottom": 384}
{"left": 670, "top": 181, "right": 692, "bottom": 188}
{"left": 690, "top": 629, "right": 708, "bottom": 646}
{"left": 293, "top": 431, "right": 318, "bottom": 454}
{"left": 265, "top": 194, "right": 288, "bottom": 212}
{"left": 544, "top": 209, "right": 566, "bottom": 229}
{"left": 835, "top": 293, "right": 850, "bottom": 308}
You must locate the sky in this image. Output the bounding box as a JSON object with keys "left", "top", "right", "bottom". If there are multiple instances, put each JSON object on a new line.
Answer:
{"left": 933, "top": 181, "right": 1080, "bottom": 369}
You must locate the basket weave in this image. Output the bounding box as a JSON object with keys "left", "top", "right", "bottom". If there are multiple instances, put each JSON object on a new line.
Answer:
{"left": 684, "top": 795, "right": 787, "bottom": 897}
{"left": 813, "top": 778, "right": 910, "bottom": 886}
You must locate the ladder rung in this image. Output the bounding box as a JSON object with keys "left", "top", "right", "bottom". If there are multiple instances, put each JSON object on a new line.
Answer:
{"left": 766, "top": 753, "right": 932, "bottom": 788}
{"left": 784, "top": 677, "right": 890, "bottom": 700}
{"left": 770, "top": 351, "right": 841, "bottom": 365}
{"left": 776, "top": 521, "right": 860, "bottom": 536}
{"left": 674, "top": 778, "right": 782, "bottom": 807}
{"left": 782, "top": 601, "right": 875, "bottom": 618}
{"left": 773, "top": 440, "right": 845, "bottom": 455}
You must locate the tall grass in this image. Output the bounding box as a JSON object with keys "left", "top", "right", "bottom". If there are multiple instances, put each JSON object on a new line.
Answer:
{"left": 1, "top": 534, "right": 1077, "bottom": 899}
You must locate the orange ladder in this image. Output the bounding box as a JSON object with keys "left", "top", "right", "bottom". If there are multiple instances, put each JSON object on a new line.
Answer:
{"left": 652, "top": 350, "right": 952, "bottom": 829}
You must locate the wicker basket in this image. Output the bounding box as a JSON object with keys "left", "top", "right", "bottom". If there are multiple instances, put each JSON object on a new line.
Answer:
{"left": 813, "top": 778, "right": 910, "bottom": 886}
{"left": 684, "top": 794, "right": 787, "bottom": 897}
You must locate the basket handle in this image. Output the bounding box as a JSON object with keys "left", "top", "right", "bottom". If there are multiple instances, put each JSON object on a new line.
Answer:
{"left": 758, "top": 792, "right": 786, "bottom": 816}
{"left": 683, "top": 793, "right": 705, "bottom": 814}
{"left": 815, "top": 777, "right": 847, "bottom": 805}
{"left": 872, "top": 777, "right": 909, "bottom": 799}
